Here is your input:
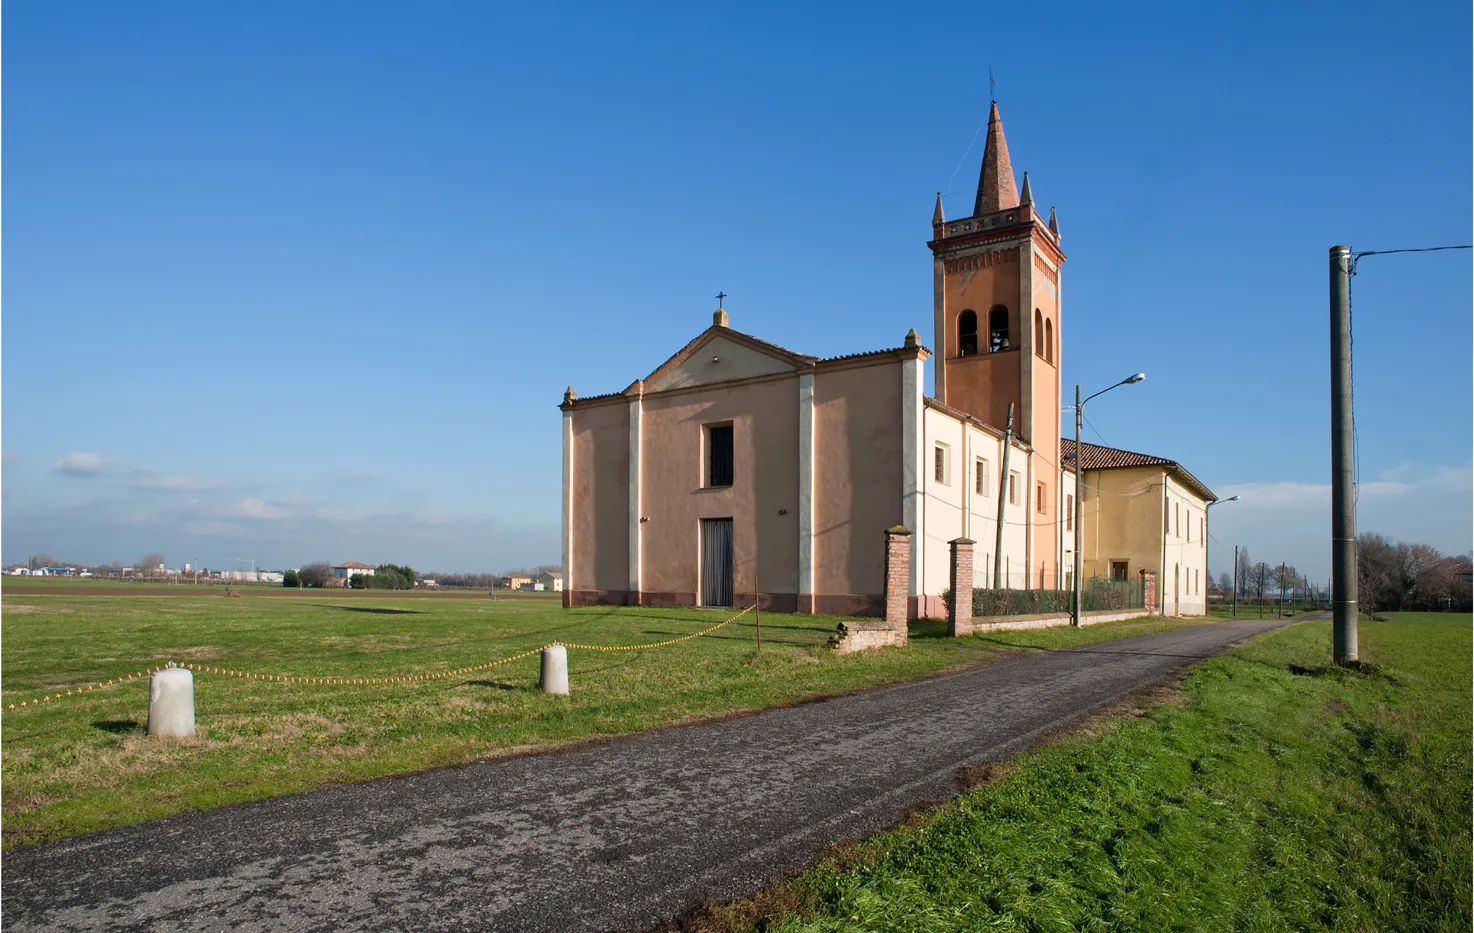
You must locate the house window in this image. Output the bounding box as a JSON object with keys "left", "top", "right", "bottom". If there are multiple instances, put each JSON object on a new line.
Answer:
{"left": 1034, "top": 309, "right": 1044, "bottom": 357}
{"left": 975, "top": 458, "right": 990, "bottom": 496}
{"left": 1008, "top": 471, "right": 1019, "bottom": 505}
{"left": 1066, "top": 494, "right": 1073, "bottom": 531}
{"left": 1036, "top": 481, "right": 1047, "bottom": 514}
{"left": 988, "top": 306, "right": 1010, "bottom": 352}
{"left": 933, "top": 443, "right": 950, "bottom": 485}
{"left": 1187, "top": 510, "right": 1192, "bottom": 542}
{"left": 1175, "top": 502, "right": 1180, "bottom": 537}
{"left": 1201, "top": 517, "right": 1205, "bottom": 547}
{"left": 958, "top": 310, "right": 978, "bottom": 357}
{"left": 1110, "top": 561, "right": 1129, "bottom": 581}
{"left": 707, "top": 423, "right": 733, "bottom": 487}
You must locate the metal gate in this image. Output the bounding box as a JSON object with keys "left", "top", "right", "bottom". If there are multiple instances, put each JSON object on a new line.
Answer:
{"left": 700, "top": 518, "right": 733, "bottom": 607}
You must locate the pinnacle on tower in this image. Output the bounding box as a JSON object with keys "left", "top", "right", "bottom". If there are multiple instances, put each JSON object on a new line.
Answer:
{"left": 932, "top": 192, "right": 945, "bottom": 224}
{"left": 972, "top": 102, "right": 1019, "bottom": 216}
{"left": 1048, "top": 205, "right": 1060, "bottom": 239}
{"left": 1019, "top": 171, "right": 1032, "bottom": 206}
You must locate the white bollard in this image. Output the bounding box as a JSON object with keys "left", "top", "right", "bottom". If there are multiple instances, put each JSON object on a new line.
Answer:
{"left": 540, "top": 645, "right": 569, "bottom": 696}
{"left": 147, "top": 666, "right": 196, "bottom": 737}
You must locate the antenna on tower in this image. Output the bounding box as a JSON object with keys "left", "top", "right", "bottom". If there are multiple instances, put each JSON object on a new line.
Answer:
{"left": 989, "top": 65, "right": 996, "bottom": 103}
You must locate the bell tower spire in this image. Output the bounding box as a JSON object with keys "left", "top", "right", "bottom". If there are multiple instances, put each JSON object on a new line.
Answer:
{"left": 972, "top": 102, "right": 1019, "bottom": 215}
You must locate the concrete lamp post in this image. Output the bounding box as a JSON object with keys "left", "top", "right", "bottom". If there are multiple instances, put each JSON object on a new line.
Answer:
{"left": 1072, "top": 372, "right": 1146, "bottom": 627}
{"left": 1205, "top": 495, "right": 1241, "bottom": 600}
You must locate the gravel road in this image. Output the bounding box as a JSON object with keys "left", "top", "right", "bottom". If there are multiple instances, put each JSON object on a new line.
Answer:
{"left": 1, "top": 617, "right": 1292, "bottom": 933}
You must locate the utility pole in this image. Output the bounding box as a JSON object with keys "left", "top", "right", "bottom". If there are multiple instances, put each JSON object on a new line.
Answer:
{"left": 1329, "top": 245, "right": 1358, "bottom": 662}
{"left": 1232, "top": 546, "right": 1239, "bottom": 618}
{"left": 1072, "top": 386, "right": 1083, "bottom": 627}
{"left": 994, "top": 402, "right": 1014, "bottom": 591}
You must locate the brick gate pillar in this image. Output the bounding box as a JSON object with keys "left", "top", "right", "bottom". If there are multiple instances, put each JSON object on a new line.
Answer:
{"left": 883, "top": 526, "right": 912, "bottom": 639}
{"left": 1140, "top": 570, "right": 1158, "bottom": 616}
{"left": 948, "top": 538, "right": 975, "bottom": 637}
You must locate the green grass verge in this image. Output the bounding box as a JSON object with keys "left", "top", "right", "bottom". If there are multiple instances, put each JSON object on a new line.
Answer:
{"left": 693, "top": 612, "right": 1471, "bottom": 933}
{"left": 1, "top": 592, "right": 1210, "bottom": 849}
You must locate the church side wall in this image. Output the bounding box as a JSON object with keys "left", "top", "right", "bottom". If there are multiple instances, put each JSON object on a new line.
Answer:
{"left": 1080, "top": 466, "right": 1165, "bottom": 601}
{"left": 569, "top": 401, "right": 631, "bottom": 605}
{"left": 812, "top": 362, "right": 904, "bottom": 616}
{"left": 638, "top": 376, "right": 800, "bottom": 609}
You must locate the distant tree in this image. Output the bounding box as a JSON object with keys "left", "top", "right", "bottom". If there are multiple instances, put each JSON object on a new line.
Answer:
{"left": 28, "top": 554, "right": 56, "bottom": 571}
{"left": 1356, "top": 533, "right": 1398, "bottom": 616}
{"left": 1248, "top": 562, "right": 1274, "bottom": 606}
{"left": 298, "top": 562, "right": 335, "bottom": 588}
{"left": 1217, "top": 572, "right": 1232, "bottom": 593}
{"left": 140, "top": 553, "right": 166, "bottom": 572}
{"left": 282, "top": 569, "right": 301, "bottom": 588}
{"left": 1235, "top": 547, "right": 1252, "bottom": 597}
{"left": 533, "top": 564, "right": 563, "bottom": 576}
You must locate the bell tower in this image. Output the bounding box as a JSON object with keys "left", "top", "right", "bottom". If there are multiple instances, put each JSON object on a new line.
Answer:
{"left": 927, "top": 101, "right": 1066, "bottom": 586}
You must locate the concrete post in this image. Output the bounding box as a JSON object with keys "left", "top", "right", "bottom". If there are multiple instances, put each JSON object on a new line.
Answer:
{"left": 883, "top": 526, "right": 912, "bottom": 639}
{"left": 540, "top": 645, "right": 570, "bottom": 695}
{"left": 1329, "top": 245, "right": 1358, "bottom": 662}
{"left": 146, "top": 666, "right": 196, "bottom": 737}
{"left": 1140, "top": 570, "right": 1158, "bottom": 616}
{"left": 948, "top": 539, "right": 975, "bottom": 637}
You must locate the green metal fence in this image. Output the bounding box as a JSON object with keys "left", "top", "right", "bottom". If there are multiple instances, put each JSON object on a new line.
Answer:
{"left": 969, "top": 578, "right": 1145, "bottom": 618}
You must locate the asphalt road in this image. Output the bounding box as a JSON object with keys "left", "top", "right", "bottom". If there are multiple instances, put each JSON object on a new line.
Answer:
{"left": 2, "top": 617, "right": 1292, "bottom": 933}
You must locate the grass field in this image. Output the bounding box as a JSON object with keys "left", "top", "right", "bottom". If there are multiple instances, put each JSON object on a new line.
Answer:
{"left": 685, "top": 612, "right": 1472, "bottom": 933}
{"left": 1, "top": 589, "right": 1211, "bottom": 849}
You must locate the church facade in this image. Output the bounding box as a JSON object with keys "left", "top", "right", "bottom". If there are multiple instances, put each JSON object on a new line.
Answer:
{"left": 559, "top": 104, "right": 1212, "bottom": 617}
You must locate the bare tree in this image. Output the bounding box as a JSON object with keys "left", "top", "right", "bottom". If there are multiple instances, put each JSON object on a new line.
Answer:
{"left": 28, "top": 554, "right": 57, "bottom": 571}
{"left": 298, "top": 563, "right": 335, "bottom": 588}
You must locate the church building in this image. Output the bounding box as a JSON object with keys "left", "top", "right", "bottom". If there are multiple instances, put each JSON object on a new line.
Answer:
{"left": 559, "top": 103, "right": 1212, "bottom": 617}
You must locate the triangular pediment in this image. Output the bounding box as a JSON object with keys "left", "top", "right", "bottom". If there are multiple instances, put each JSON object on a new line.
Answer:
{"left": 642, "top": 328, "right": 812, "bottom": 393}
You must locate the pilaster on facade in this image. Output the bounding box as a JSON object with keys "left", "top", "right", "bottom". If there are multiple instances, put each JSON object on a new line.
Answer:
{"left": 561, "top": 406, "right": 574, "bottom": 609}
{"left": 627, "top": 392, "right": 643, "bottom": 604}
{"left": 932, "top": 256, "right": 946, "bottom": 400}
{"left": 797, "top": 372, "right": 816, "bottom": 611}
{"left": 901, "top": 354, "right": 925, "bottom": 598}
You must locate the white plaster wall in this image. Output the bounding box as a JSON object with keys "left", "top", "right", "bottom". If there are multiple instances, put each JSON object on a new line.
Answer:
{"left": 1163, "top": 475, "right": 1209, "bottom": 616}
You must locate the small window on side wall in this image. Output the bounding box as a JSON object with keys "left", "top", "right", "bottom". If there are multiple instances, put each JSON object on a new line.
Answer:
{"left": 933, "top": 443, "right": 950, "bottom": 485}
{"left": 707, "top": 423, "right": 733, "bottom": 487}
{"left": 976, "top": 458, "right": 990, "bottom": 496}
{"left": 1008, "top": 470, "right": 1019, "bottom": 505}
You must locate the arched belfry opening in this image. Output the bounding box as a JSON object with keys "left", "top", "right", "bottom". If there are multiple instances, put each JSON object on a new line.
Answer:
{"left": 958, "top": 310, "right": 978, "bottom": 357}
{"left": 1034, "top": 309, "right": 1044, "bottom": 356}
{"left": 988, "top": 306, "right": 1010, "bottom": 352}
{"left": 1045, "top": 318, "right": 1054, "bottom": 363}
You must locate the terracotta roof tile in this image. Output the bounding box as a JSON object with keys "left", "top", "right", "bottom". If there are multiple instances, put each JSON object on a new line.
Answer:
{"left": 1061, "top": 439, "right": 1216, "bottom": 501}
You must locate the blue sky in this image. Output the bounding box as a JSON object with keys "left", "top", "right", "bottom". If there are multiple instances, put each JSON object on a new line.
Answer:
{"left": 4, "top": 1, "right": 1470, "bottom": 577}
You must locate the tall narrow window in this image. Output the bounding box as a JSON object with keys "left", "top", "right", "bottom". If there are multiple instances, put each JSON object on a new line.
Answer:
{"left": 933, "top": 443, "right": 950, "bottom": 485}
{"left": 1187, "top": 511, "right": 1192, "bottom": 542}
{"left": 707, "top": 424, "right": 733, "bottom": 487}
{"left": 1008, "top": 471, "right": 1019, "bottom": 505}
{"left": 988, "top": 306, "right": 1010, "bottom": 352}
{"left": 958, "top": 310, "right": 978, "bottom": 357}
{"left": 976, "top": 458, "right": 990, "bottom": 496}
{"left": 1200, "top": 517, "right": 1205, "bottom": 547}
{"left": 1036, "top": 481, "right": 1047, "bottom": 514}
{"left": 1034, "top": 310, "right": 1044, "bottom": 357}
{"left": 1045, "top": 318, "right": 1054, "bottom": 363}
{"left": 1175, "top": 502, "right": 1180, "bottom": 537}
{"left": 1066, "top": 494, "right": 1074, "bottom": 531}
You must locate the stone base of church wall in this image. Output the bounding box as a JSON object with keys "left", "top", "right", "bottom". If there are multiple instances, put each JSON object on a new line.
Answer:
{"left": 909, "top": 594, "right": 948, "bottom": 621}
{"left": 812, "top": 594, "right": 885, "bottom": 617}
{"left": 567, "top": 588, "right": 634, "bottom": 607}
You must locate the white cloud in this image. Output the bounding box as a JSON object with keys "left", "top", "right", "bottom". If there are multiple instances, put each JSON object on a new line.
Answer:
{"left": 53, "top": 452, "right": 113, "bottom": 476}
{"left": 125, "top": 471, "right": 223, "bottom": 492}
{"left": 219, "top": 498, "right": 294, "bottom": 521}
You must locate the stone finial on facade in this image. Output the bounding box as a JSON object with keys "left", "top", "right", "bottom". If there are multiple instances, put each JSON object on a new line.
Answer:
{"left": 948, "top": 538, "right": 975, "bottom": 637}
{"left": 563, "top": 386, "right": 577, "bottom": 405}
{"left": 1019, "top": 171, "right": 1033, "bottom": 206}
{"left": 932, "top": 192, "right": 945, "bottom": 225}
{"left": 904, "top": 328, "right": 919, "bottom": 349}
{"left": 1048, "top": 205, "right": 1060, "bottom": 240}
{"left": 713, "top": 308, "right": 729, "bottom": 328}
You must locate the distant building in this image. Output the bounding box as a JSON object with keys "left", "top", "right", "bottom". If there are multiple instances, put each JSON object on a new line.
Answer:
{"left": 333, "top": 561, "right": 376, "bottom": 584}
{"left": 537, "top": 572, "right": 564, "bottom": 592}
{"left": 503, "top": 576, "right": 533, "bottom": 590}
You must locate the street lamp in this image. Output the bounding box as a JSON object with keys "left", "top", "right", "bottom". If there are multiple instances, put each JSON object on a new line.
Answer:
{"left": 1206, "top": 495, "right": 1240, "bottom": 613}
{"left": 1072, "top": 372, "right": 1146, "bottom": 627}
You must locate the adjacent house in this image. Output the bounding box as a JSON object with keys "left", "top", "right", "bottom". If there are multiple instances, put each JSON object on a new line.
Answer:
{"left": 503, "top": 576, "right": 533, "bottom": 590}
{"left": 537, "top": 572, "right": 564, "bottom": 592}
{"left": 333, "top": 561, "right": 376, "bottom": 584}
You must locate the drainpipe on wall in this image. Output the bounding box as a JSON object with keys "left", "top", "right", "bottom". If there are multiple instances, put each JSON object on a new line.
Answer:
{"left": 1160, "top": 472, "right": 1169, "bottom": 615}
